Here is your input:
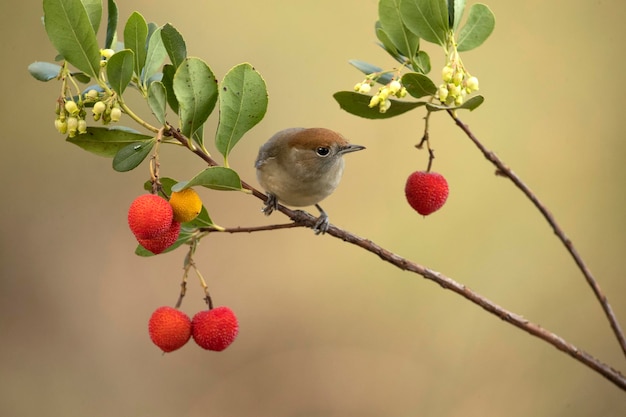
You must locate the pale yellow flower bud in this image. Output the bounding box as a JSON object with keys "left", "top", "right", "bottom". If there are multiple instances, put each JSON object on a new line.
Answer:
{"left": 358, "top": 83, "right": 372, "bottom": 94}
{"left": 442, "top": 65, "right": 454, "bottom": 83}
{"left": 388, "top": 80, "right": 402, "bottom": 94}
{"left": 78, "top": 119, "right": 88, "bottom": 134}
{"left": 368, "top": 95, "right": 381, "bottom": 108}
{"left": 438, "top": 85, "right": 449, "bottom": 102}
{"left": 64, "top": 100, "right": 79, "bottom": 115}
{"left": 465, "top": 76, "right": 479, "bottom": 92}
{"left": 100, "top": 49, "right": 115, "bottom": 59}
{"left": 110, "top": 107, "right": 122, "bottom": 122}
{"left": 379, "top": 99, "right": 391, "bottom": 113}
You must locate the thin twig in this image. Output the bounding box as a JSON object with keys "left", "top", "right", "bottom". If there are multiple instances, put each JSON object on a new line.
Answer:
{"left": 164, "top": 125, "right": 626, "bottom": 390}
{"left": 447, "top": 110, "right": 626, "bottom": 359}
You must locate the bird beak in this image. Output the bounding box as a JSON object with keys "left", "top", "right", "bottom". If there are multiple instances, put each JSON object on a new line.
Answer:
{"left": 338, "top": 144, "right": 366, "bottom": 155}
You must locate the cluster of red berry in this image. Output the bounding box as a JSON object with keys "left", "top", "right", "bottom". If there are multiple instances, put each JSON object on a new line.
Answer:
{"left": 128, "top": 191, "right": 238, "bottom": 353}
{"left": 149, "top": 306, "right": 239, "bottom": 352}
{"left": 405, "top": 171, "right": 449, "bottom": 216}
{"left": 128, "top": 194, "right": 181, "bottom": 254}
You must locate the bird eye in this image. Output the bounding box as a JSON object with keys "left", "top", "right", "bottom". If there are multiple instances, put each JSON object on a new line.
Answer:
{"left": 316, "top": 147, "right": 330, "bottom": 157}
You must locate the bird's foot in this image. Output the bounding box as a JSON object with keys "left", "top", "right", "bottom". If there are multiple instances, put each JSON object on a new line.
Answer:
{"left": 262, "top": 193, "right": 278, "bottom": 216}
{"left": 313, "top": 204, "right": 330, "bottom": 235}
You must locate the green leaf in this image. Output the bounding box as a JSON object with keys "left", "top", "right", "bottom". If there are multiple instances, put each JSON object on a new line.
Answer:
{"left": 183, "top": 206, "right": 214, "bottom": 228}
{"left": 426, "top": 94, "right": 484, "bottom": 111}
{"left": 135, "top": 228, "right": 194, "bottom": 257}
{"left": 104, "top": 0, "right": 118, "bottom": 49}
{"left": 148, "top": 81, "right": 167, "bottom": 125}
{"left": 450, "top": 0, "right": 466, "bottom": 31}
{"left": 161, "top": 23, "right": 187, "bottom": 69}
{"left": 162, "top": 64, "right": 179, "bottom": 113}
{"left": 457, "top": 4, "right": 495, "bottom": 52}
{"left": 401, "top": 72, "right": 437, "bottom": 98}
{"left": 215, "top": 63, "right": 268, "bottom": 159}
{"left": 401, "top": 0, "right": 449, "bottom": 46}
{"left": 112, "top": 140, "right": 155, "bottom": 172}
{"left": 28, "top": 62, "right": 61, "bottom": 81}
{"left": 375, "top": 24, "right": 400, "bottom": 58}
{"left": 43, "top": 0, "right": 101, "bottom": 78}
{"left": 173, "top": 57, "right": 218, "bottom": 141}
{"left": 348, "top": 60, "right": 393, "bottom": 85}
{"left": 67, "top": 126, "right": 152, "bottom": 157}
{"left": 72, "top": 72, "right": 91, "bottom": 83}
{"left": 378, "top": 0, "right": 420, "bottom": 59}
{"left": 81, "top": 0, "right": 101, "bottom": 33}
{"left": 414, "top": 50, "right": 431, "bottom": 73}
{"left": 333, "top": 91, "right": 426, "bottom": 119}
{"left": 142, "top": 27, "right": 166, "bottom": 85}
{"left": 106, "top": 49, "right": 134, "bottom": 95}
{"left": 172, "top": 167, "right": 243, "bottom": 192}
{"left": 123, "top": 11, "right": 148, "bottom": 77}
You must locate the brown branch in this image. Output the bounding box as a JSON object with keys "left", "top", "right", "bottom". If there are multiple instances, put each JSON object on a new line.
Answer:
{"left": 447, "top": 110, "right": 626, "bottom": 360}
{"left": 164, "top": 125, "right": 626, "bottom": 390}
{"left": 201, "top": 223, "right": 303, "bottom": 233}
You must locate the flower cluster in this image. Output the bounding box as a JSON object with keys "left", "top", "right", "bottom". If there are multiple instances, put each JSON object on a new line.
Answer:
{"left": 53, "top": 48, "right": 124, "bottom": 137}
{"left": 54, "top": 90, "right": 122, "bottom": 137}
{"left": 437, "top": 63, "right": 479, "bottom": 106}
{"left": 54, "top": 98, "right": 87, "bottom": 138}
{"left": 355, "top": 79, "right": 407, "bottom": 113}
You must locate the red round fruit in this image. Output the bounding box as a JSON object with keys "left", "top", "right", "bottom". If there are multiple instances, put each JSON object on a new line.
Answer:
{"left": 148, "top": 306, "right": 192, "bottom": 353}
{"left": 137, "top": 220, "right": 181, "bottom": 254}
{"left": 405, "top": 171, "right": 449, "bottom": 216}
{"left": 192, "top": 307, "right": 239, "bottom": 351}
{"left": 128, "top": 194, "right": 173, "bottom": 239}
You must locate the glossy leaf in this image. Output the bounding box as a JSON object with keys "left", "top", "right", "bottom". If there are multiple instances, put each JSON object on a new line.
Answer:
{"left": 401, "top": 0, "right": 449, "bottom": 46}
{"left": 105, "top": 0, "right": 118, "bottom": 49}
{"left": 183, "top": 206, "right": 214, "bottom": 228}
{"left": 112, "top": 140, "right": 155, "bottom": 172}
{"left": 162, "top": 64, "right": 179, "bottom": 113}
{"left": 426, "top": 94, "right": 484, "bottom": 111}
{"left": 348, "top": 60, "right": 393, "bottom": 85}
{"left": 378, "top": 0, "right": 420, "bottom": 58}
{"left": 401, "top": 72, "right": 437, "bottom": 98}
{"left": 450, "top": 0, "right": 466, "bottom": 31}
{"left": 375, "top": 24, "right": 400, "bottom": 59}
{"left": 457, "top": 4, "right": 495, "bottom": 52}
{"left": 415, "top": 50, "right": 431, "bottom": 73}
{"left": 215, "top": 63, "right": 268, "bottom": 159}
{"left": 28, "top": 62, "right": 61, "bottom": 81}
{"left": 142, "top": 27, "right": 166, "bottom": 85}
{"left": 148, "top": 81, "right": 167, "bottom": 125}
{"left": 43, "top": 0, "right": 101, "bottom": 78}
{"left": 334, "top": 91, "right": 426, "bottom": 119}
{"left": 81, "top": 0, "right": 102, "bottom": 33}
{"left": 72, "top": 72, "right": 92, "bottom": 83}
{"left": 106, "top": 49, "right": 134, "bottom": 95}
{"left": 66, "top": 126, "right": 152, "bottom": 157}
{"left": 161, "top": 23, "right": 187, "bottom": 69}
{"left": 123, "top": 11, "right": 148, "bottom": 77}
{"left": 172, "top": 167, "right": 242, "bottom": 192}
{"left": 173, "top": 57, "right": 218, "bottom": 141}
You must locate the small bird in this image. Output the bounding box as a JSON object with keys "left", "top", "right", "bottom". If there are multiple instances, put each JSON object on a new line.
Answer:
{"left": 255, "top": 127, "right": 365, "bottom": 234}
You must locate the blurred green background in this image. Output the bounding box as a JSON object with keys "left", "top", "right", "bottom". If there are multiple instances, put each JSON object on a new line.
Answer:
{"left": 2, "top": 0, "right": 626, "bottom": 416}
